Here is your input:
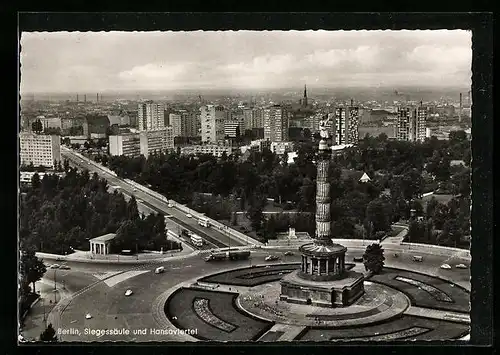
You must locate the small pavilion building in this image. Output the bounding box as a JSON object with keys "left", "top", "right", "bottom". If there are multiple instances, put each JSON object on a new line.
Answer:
{"left": 89, "top": 233, "right": 116, "bottom": 255}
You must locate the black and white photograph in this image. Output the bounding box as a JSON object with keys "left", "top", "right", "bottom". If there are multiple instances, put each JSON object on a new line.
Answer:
{"left": 18, "top": 22, "right": 477, "bottom": 343}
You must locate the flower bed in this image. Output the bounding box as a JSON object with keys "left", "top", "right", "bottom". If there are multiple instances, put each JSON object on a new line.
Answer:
{"left": 193, "top": 298, "right": 236, "bottom": 332}
{"left": 395, "top": 276, "right": 453, "bottom": 302}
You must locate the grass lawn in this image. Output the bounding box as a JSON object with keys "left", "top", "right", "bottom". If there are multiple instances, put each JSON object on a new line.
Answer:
{"left": 300, "top": 315, "right": 469, "bottom": 341}
{"left": 368, "top": 268, "right": 469, "bottom": 313}
{"left": 165, "top": 288, "right": 274, "bottom": 341}
{"left": 199, "top": 264, "right": 301, "bottom": 287}
{"left": 389, "top": 226, "right": 406, "bottom": 238}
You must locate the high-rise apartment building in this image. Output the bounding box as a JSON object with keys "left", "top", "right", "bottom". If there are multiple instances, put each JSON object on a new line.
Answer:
{"left": 169, "top": 113, "right": 183, "bottom": 137}
{"left": 139, "top": 127, "right": 174, "bottom": 158}
{"left": 333, "top": 107, "right": 347, "bottom": 145}
{"left": 396, "top": 105, "right": 428, "bottom": 142}
{"left": 252, "top": 108, "right": 264, "bottom": 128}
{"left": 138, "top": 101, "right": 165, "bottom": 131}
{"left": 396, "top": 107, "right": 412, "bottom": 141}
{"left": 20, "top": 132, "right": 61, "bottom": 168}
{"left": 415, "top": 104, "right": 428, "bottom": 142}
{"left": 200, "top": 105, "right": 226, "bottom": 143}
{"left": 263, "top": 105, "right": 289, "bottom": 142}
{"left": 243, "top": 108, "right": 254, "bottom": 131}
{"left": 224, "top": 120, "right": 240, "bottom": 138}
{"left": 347, "top": 103, "right": 360, "bottom": 144}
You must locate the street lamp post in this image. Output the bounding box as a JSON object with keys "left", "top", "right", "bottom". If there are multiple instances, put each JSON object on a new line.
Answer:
{"left": 53, "top": 269, "right": 57, "bottom": 303}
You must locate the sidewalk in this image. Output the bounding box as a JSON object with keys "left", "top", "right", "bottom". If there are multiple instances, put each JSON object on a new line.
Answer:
{"left": 20, "top": 278, "right": 71, "bottom": 342}
{"left": 37, "top": 247, "right": 195, "bottom": 265}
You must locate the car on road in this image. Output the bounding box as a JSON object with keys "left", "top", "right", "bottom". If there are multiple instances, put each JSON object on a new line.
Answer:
{"left": 353, "top": 257, "right": 364, "bottom": 262}
{"left": 85, "top": 313, "right": 92, "bottom": 319}
{"left": 49, "top": 264, "right": 60, "bottom": 269}
{"left": 168, "top": 203, "right": 174, "bottom": 208}
{"left": 413, "top": 256, "right": 423, "bottom": 262}
{"left": 154, "top": 266, "right": 165, "bottom": 274}
{"left": 133, "top": 188, "right": 138, "bottom": 192}
{"left": 59, "top": 265, "right": 71, "bottom": 270}
{"left": 265, "top": 255, "right": 280, "bottom": 262}
{"left": 440, "top": 264, "right": 452, "bottom": 270}
{"left": 137, "top": 199, "right": 143, "bottom": 203}
{"left": 455, "top": 264, "right": 468, "bottom": 269}
{"left": 125, "top": 289, "right": 133, "bottom": 296}
{"left": 186, "top": 214, "right": 193, "bottom": 218}
{"left": 284, "top": 251, "right": 294, "bottom": 256}
{"left": 80, "top": 160, "right": 84, "bottom": 163}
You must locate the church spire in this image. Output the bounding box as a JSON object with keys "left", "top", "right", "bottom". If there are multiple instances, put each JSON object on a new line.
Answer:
{"left": 303, "top": 84, "right": 308, "bottom": 107}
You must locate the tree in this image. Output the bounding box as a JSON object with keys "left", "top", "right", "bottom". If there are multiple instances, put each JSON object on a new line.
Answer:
{"left": 365, "top": 198, "right": 393, "bottom": 233}
{"left": 31, "top": 173, "right": 41, "bottom": 189}
{"left": 31, "top": 119, "right": 43, "bottom": 133}
{"left": 426, "top": 197, "right": 439, "bottom": 218}
{"left": 39, "top": 323, "right": 58, "bottom": 342}
{"left": 19, "top": 249, "right": 46, "bottom": 294}
{"left": 363, "top": 243, "right": 385, "bottom": 274}
{"left": 127, "top": 196, "right": 140, "bottom": 220}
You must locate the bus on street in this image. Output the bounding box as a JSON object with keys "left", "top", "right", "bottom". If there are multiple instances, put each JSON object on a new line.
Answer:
{"left": 190, "top": 234, "right": 204, "bottom": 247}
{"left": 198, "top": 216, "right": 210, "bottom": 227}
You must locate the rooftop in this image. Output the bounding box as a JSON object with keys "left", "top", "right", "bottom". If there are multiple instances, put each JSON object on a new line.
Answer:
{"left": 89, "top": 233, "right": 117, "bottom": 243}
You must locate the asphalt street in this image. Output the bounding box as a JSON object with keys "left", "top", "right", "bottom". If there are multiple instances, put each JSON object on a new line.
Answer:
{"left": 44, "top": 246, "right": 470, "bottom": 342}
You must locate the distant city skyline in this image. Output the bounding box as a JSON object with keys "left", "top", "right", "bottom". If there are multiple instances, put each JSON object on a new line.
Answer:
{"left": 20, "top": 30, "right": 472, "bottom": 94}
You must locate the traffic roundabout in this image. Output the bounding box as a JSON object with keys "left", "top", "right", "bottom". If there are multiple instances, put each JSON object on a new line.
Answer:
{"left": 48, "top": 247, "right": 470, "bottom": 342}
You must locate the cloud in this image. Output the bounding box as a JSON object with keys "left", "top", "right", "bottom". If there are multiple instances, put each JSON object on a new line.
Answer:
{"left": 19, "top": 30, "right": 472, "bottom": 92}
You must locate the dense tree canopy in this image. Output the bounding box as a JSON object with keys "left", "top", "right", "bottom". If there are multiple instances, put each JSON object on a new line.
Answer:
{"left": 19, "top": 168, "right": 180, "bottom": 255}
{"left": 102, "top": 131, "right": 470, "bottom": 248}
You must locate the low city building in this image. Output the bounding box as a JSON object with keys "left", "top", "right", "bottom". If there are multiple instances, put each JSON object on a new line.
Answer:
{"left": 270, "top": 141, "right": 295, "bottom": 155}
{"left": 181, "top": 144, "right": 235, "bottom": 158}
{"left": 139, "top": 127, "right": 174, "bottom": 158}
{"left": 19, "top": 171, "right": 65, "bottom": 185}
{"left": 109, "top": 133, "right": 141, "bottom": 157}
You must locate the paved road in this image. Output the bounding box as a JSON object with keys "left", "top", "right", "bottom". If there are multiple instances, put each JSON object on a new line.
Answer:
{"left": 62, "top": 148, "right": 246, "bottom": 249}
{"left": 42, "top": 245, "right": 470, "bottom": 342}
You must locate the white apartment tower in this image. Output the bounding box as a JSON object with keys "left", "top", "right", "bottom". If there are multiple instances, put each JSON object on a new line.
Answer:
{"left": 200, "top": 105, "right": 226, "bottom": 143}
{"left": 138, "top": 101, "right": 165, "bottom": 131}
{"left": 333, "top": 107, "right": 348, "bottom": 145}
{"left": 263, "top": 105, "right": 288, "bottom": 142}
{"left": 415, "top": 104, "right": 428, "bottom": 142}
{"left": 20, "top": 132, "right": 61, "bottom": 168}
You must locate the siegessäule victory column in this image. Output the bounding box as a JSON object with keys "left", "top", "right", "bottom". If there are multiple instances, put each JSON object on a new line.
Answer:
{"left": 280, "top": 115, "right": 365, "bottom": 307}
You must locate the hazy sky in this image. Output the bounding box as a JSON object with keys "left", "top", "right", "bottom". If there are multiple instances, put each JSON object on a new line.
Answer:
{"left": 20, "top": 30, "right": 472, "bottom": 93}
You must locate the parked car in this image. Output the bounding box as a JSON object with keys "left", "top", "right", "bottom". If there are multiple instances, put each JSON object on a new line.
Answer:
{"left": 440, "top": 264, "right": 452, "bottom": 270}
{"left": 154, "top": 266, "right": 165, "bottom": 274}
{"left": 186, "top": 214, "right": 192, "bottom": 218}
{"left": 168, "top": 203, "right": 174, "bottom": 208}
{"left": 125, "top": 289, "right": 133, "bottom": 296}
{"left": 413, "top": 256, "right": 423, "bottom": 262}
{"left": 85, "top": 313, "right": 92, "bottom": 319}
{"left": 50, "top": 264, "right": 60, "bottom": 269}
{"left": 353, "top": 257, "right": 364, "bottom": 262}
{"left": 59, "top": 265, "right": 71, "bottom": 270}
{"left": 133, "top": 188, "right": 138, "bottom": 192}
{"left": 265, "top": 255, "right": 280, "bottom": 262}
{"left": 455, "top": 264, "right": 468, "bottom": 269}
{"left": 284, "top": 251, "right": 294, "bottom": 256}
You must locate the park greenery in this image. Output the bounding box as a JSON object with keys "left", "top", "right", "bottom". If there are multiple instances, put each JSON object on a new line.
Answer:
{"left": 92, "top": 130, "right": 469, "bottom": 249}
{"left": 363, "top": 243, "right": 385, "bottom": 274}
{"left": 19, "top": 167, "right": 181, "bottom": 256}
